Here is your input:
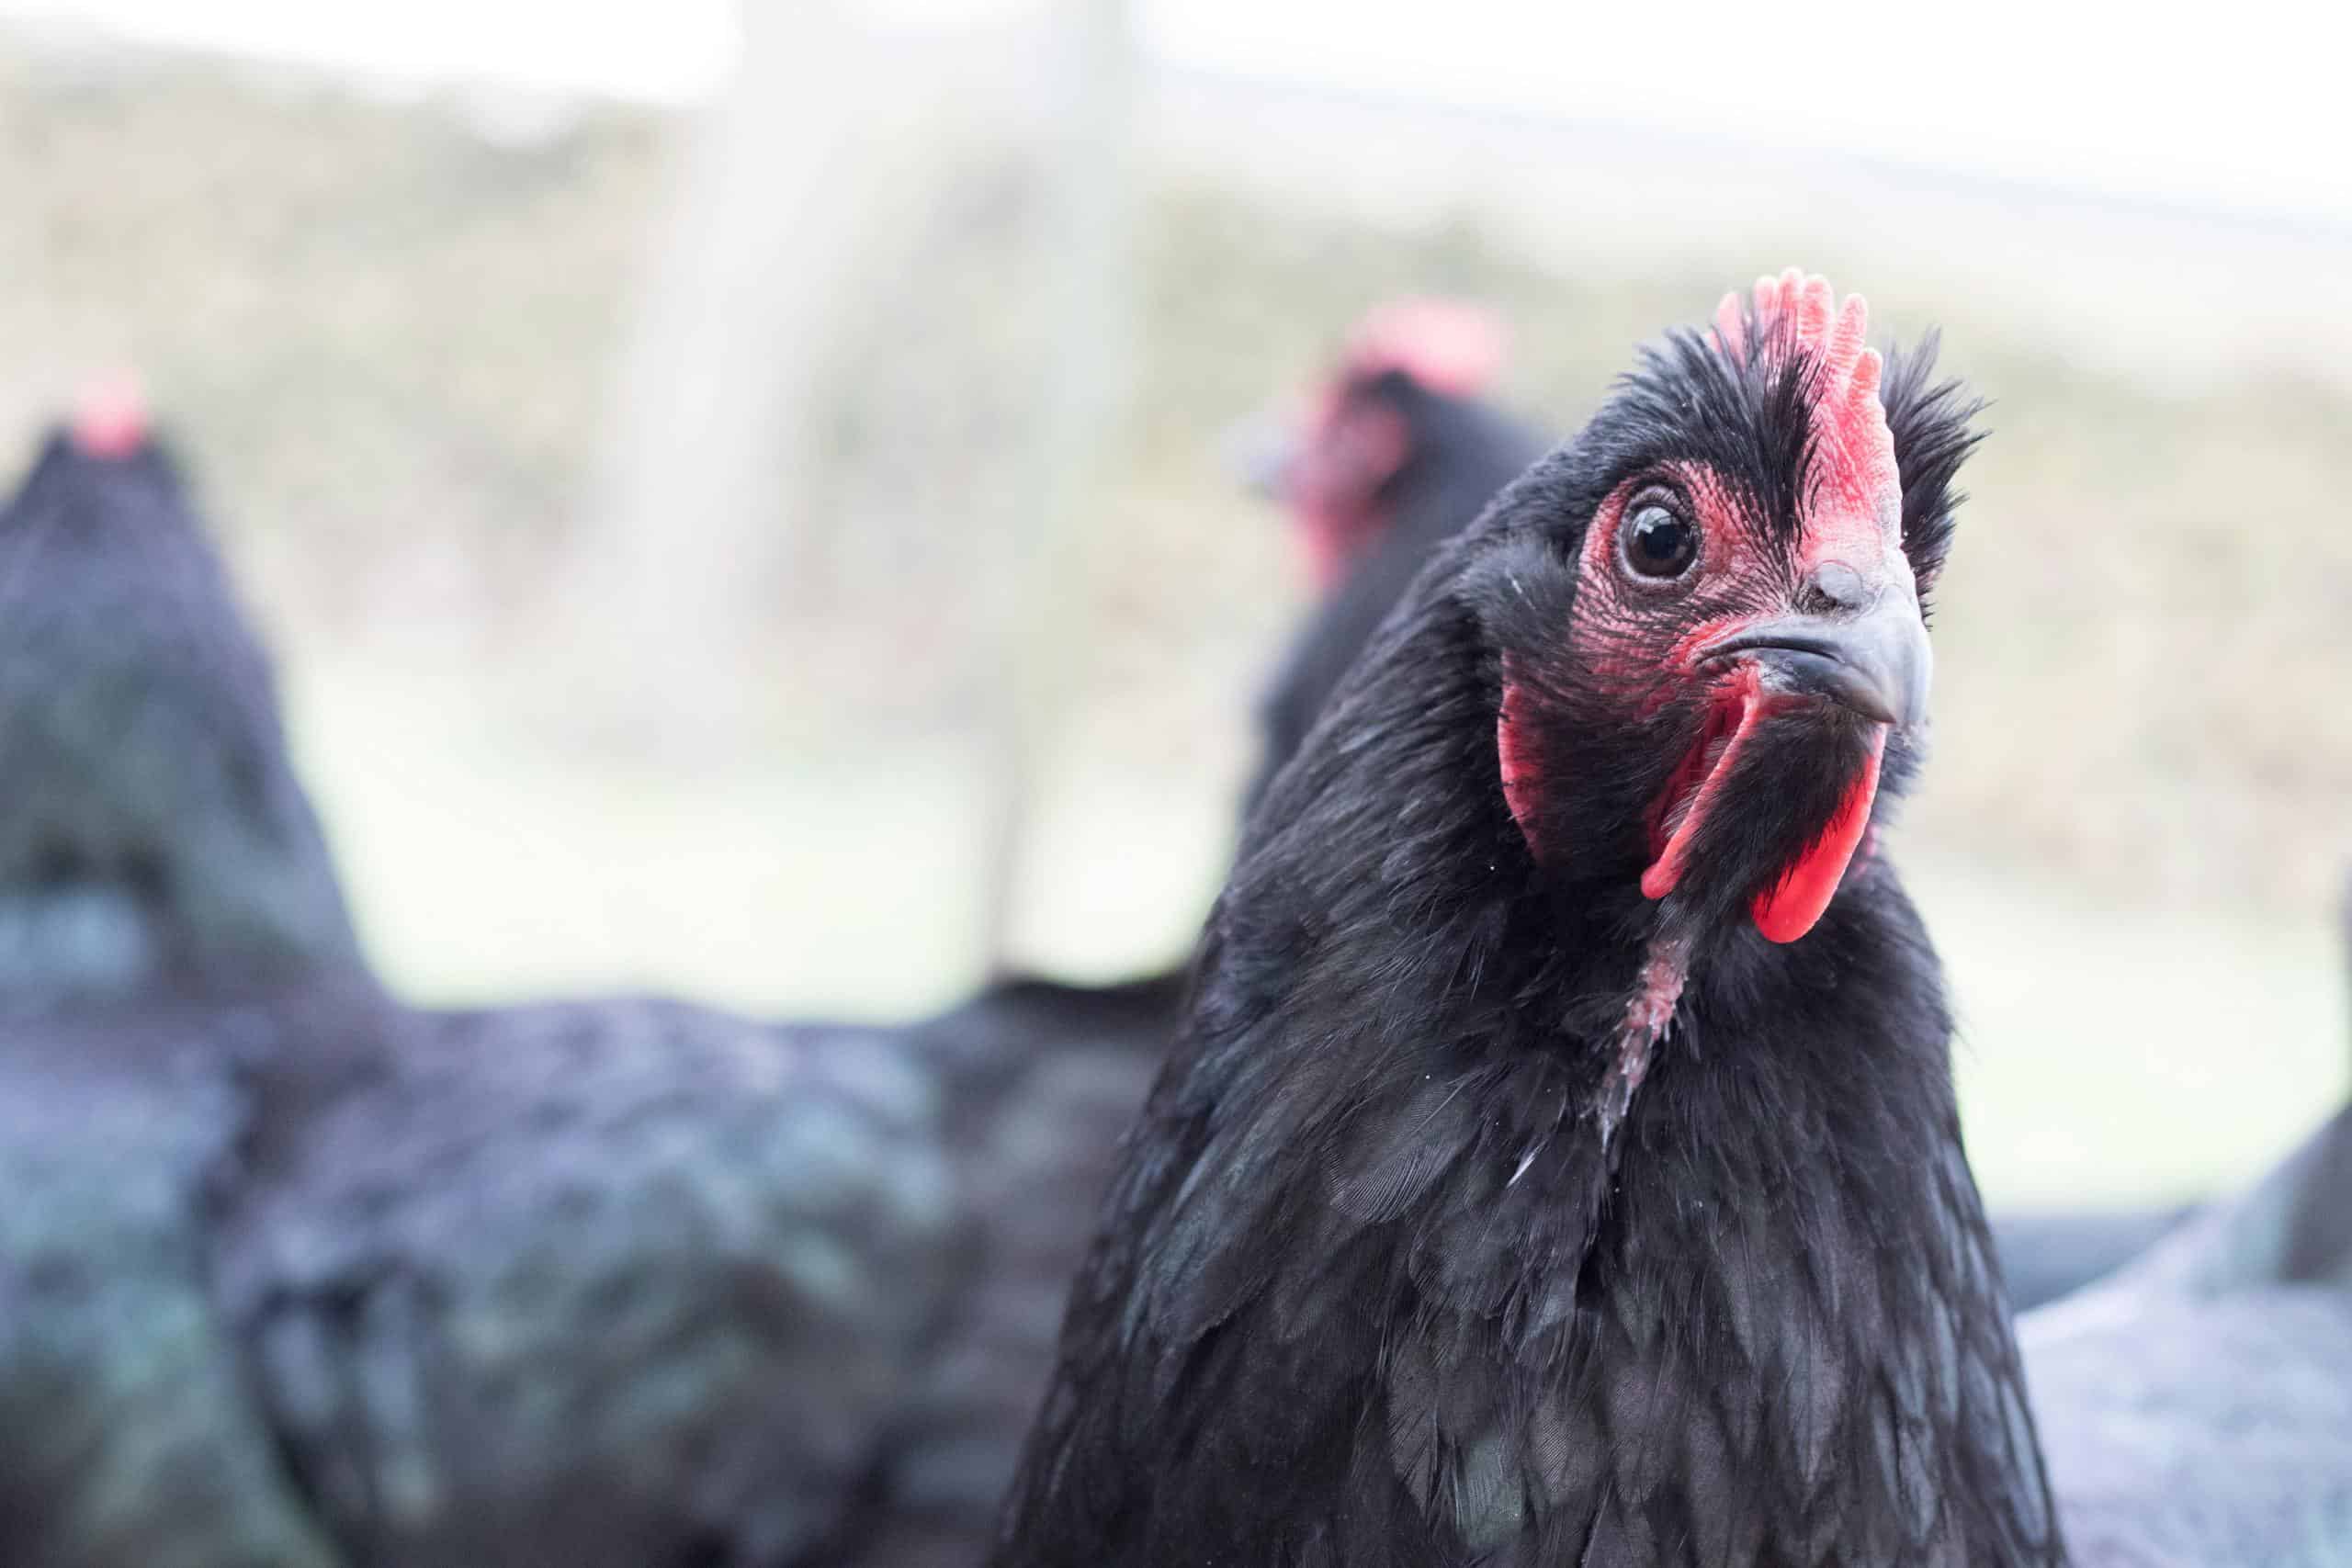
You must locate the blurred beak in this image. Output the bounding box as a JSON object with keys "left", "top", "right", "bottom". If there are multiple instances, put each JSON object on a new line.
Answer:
{"left": 1221, "top": 412, "right": 1297, "bottom": 502}
{"left": 1700, "top": 589, "right": 1931, "bottom": 729}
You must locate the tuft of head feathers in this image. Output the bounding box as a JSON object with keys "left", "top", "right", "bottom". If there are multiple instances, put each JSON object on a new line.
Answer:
{"left": 1878, "top": 330, "right": 1986, "bottom": 614}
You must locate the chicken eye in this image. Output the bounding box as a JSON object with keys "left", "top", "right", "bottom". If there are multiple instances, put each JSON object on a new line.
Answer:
{"left": 1620, "top": 502, "right": 1698, "bottom": 580}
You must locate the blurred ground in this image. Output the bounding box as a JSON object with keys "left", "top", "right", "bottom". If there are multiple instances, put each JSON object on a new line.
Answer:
{"left": 2, "top": 31, "right": 2346, "bottom": 1203}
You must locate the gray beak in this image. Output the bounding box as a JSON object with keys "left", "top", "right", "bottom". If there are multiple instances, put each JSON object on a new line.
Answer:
{"left": 1699, "top": 589, "right": 1932, "bottom": 728}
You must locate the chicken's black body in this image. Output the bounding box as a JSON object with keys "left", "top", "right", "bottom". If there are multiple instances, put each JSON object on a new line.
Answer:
{"left": 996, "top": 290, "right": 2064, "bottom": 1565}
{"left": 1011, "top": 873, "right": 2049, "bottom": 1564}
{"left": 211, "top": 982, "right": 1182, "bottom": 1568}
{"left": 0, "top": 969, "right": 1175, "bottom": 1568}
{"left": 0, "top": 984, "right": 365, "bottom": 1567}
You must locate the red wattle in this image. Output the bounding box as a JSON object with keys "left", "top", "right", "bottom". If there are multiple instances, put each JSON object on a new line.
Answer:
{"left": 1640, "top": 682, "right": 1760, "bottom": 902}
{"left": 1749, "top": 732, "right": 1884, "bottom": 943}
{"left": 1497, "top": 676, "right": 1540, "bottom": 852}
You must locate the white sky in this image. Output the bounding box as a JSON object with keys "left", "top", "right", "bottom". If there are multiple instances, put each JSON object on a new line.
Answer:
{"left": 6, "top": 0, "right": 2347, "bottom": 226}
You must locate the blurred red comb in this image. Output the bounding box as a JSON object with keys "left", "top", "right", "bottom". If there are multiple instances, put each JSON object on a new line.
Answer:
{"left": 1342, "top": 299, "right": 1509, "bottom": 397}
{"left": 70, "top": 372, "right": 151, "bottom": 460}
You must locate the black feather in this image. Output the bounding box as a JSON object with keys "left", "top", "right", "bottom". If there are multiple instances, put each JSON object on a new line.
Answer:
{"left": 1876, "top": 332, "right": 1984, "bottom": 612}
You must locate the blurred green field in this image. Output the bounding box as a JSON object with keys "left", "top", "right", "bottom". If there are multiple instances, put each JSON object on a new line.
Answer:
{"left": 7, "top": 31, "right": 2350, "bottom": 1207}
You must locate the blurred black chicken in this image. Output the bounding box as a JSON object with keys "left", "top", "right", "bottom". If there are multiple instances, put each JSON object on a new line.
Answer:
{"left": 0, "top": 390, "right": 1200, "bottom": 1566}
{"left": 994, "top": 273, "right": 2352, "bottom": 1567}
{"left": 0, "top": 389, "right": 377, "bottom": 1565}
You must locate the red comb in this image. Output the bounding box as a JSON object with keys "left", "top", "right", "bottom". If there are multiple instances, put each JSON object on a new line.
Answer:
{"left": 1342, "top": 299, "right": 1509, "bottom": 397}
{"left": 1713, "top": 269, "right": 1896, "bottom": 531}
{"left": 70, "top": 373, "right": 151, "bottom": 460}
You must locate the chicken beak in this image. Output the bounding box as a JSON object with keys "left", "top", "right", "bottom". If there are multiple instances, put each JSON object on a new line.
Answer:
{"left": 1221, "top": 412, "right": 1298, "bottom": 502}
{"left": 1699, "top": 588, "right": 1931, "bottom": 730}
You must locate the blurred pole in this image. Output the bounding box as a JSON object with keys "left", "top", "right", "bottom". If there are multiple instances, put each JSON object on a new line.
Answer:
{"left": 973, "top": 0, "right": 1136, "bottom": 974}
{"left": 582, "top": 0, "right": 927, "bottom": 749}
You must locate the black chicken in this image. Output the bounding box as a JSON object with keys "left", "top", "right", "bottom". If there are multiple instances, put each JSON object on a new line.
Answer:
{"left": 1242, "top": 304, "right": 2191, "bottom": 1315}
{"left": 994, "top": 272, "right": 2352, "bottom": 1566}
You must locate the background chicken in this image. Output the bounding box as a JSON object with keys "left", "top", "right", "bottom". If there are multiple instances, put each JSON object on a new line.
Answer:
{"left": 0, "top": 400, "right": 372, "bottom": 1564}
{"left": 0, "top": 391, "right": 360, "bottom": 1005}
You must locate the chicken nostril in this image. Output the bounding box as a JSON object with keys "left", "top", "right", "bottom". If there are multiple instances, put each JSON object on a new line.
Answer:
{"left": 1802, "top": 560, "right": 1871, "bottom": 615}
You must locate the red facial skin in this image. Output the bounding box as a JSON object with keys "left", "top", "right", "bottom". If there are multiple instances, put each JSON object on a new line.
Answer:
{"left": 1500, "top": 272, "right": 1913, "bottom": 945}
